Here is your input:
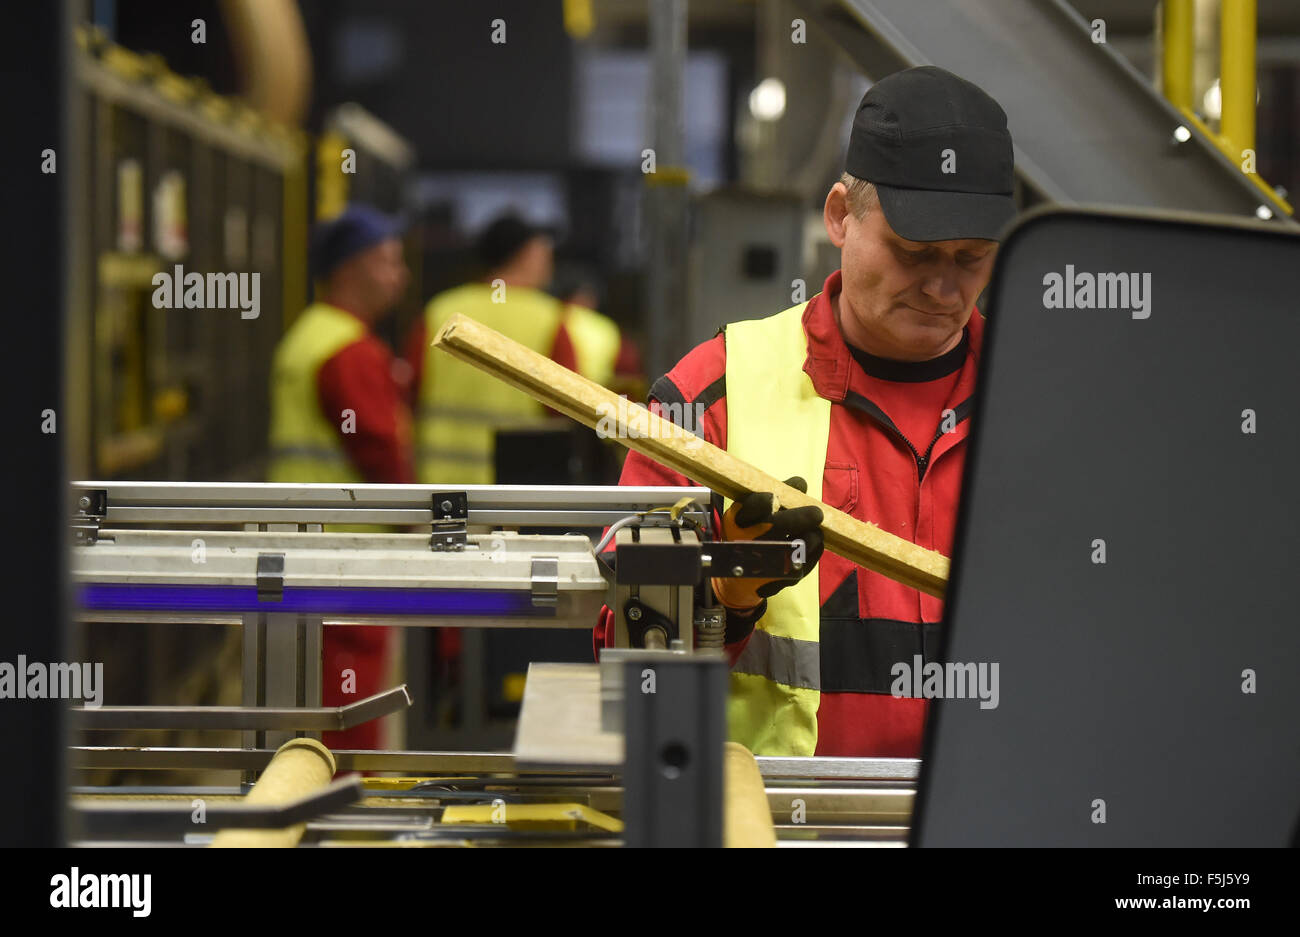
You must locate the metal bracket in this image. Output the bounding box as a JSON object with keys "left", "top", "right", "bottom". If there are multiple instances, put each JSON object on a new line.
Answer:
{"left": 704, "top": 540, "right": 802, "bottom": 579}
{"left": 71, "top": 487, "right": 107, "bottom": 545}
{"left": 430, "top": 491, "right": 468, "bottom": 551}
{"left": 530, "top": 557, "right": 559, "bottom": 608}
{"left": 256, "top": 553, "right": 285, "bottom": 603}
{"left": 614, "top": 539, "right": 799, "bottom": 585}
{"left": 623, "top": 597, "right": 678, "bottom": 649}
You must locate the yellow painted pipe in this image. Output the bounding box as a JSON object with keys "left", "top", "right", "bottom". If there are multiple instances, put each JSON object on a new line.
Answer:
{"left": 210, "top": 738, "right": 336, "bottom": 848}
{"left": 220, "top": 0, "right": 313, "bottom": 127}
{"left": 1161, "top": 0, "right": 1195, "bottom": 111}
{"left": 724, "top": 742, "right": 776, "bottom": 848}
{"left": 1220, "top": 0, "right": 1256, "bottom": 159}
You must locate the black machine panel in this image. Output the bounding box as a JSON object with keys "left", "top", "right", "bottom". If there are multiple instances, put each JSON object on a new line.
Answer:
{"left": 913, "top": 209, "right": 1300, "bottom": 847}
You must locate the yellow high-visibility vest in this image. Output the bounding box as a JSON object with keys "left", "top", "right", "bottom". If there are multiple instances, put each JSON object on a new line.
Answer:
{"left": 723, "top": 302, "right": 831, "bottom": 756}
{"left": 416, "top": 283, "right": 562, "bottom": 485}
{"left": 563, "top": 303, "right": 622, "bottom": 388}
{"left": 268, "top": 302, "right": 368, "bottom": 485}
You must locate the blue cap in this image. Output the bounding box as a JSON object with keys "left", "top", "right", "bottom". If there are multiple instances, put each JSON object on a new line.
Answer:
{"left": 310, "top": 205, "right": 404, "bottom": 278}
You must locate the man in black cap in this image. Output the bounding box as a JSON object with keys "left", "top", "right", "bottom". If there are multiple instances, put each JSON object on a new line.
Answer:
{"left": 406, "top": 211, "right": 576, "bottom": 485}
{"left": 604, "top": 66, "right": 1016, "bottom": 758}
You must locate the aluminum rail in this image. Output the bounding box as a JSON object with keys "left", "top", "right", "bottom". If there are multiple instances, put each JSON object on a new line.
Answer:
{"left": 72, "top": 777, "right": 364, "bottom": 837}
{"left": 794, "top": 0, "right": 1293, "bottom": 220}
{"left": 71, "top": 685, "right": 412, "bottom": 732}
{"left": 70, "top": 746, "right": 919, "bottom": 780}
{"left": 71, "top": 482, "right": 712, "bottom": 528}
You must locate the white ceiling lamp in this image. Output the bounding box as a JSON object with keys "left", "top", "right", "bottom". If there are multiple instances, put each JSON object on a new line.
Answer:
{"left": 748, "top": 77, "right": 787, "bottom": 122}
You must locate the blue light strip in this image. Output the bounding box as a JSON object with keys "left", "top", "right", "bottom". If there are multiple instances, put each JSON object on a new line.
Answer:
{"left": 77, "top": 583, "right": 547, "bottom": 617}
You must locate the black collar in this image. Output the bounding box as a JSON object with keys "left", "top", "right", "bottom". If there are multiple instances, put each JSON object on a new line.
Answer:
{"left": 848, "top": 330, "right": 969, "bottom": 383}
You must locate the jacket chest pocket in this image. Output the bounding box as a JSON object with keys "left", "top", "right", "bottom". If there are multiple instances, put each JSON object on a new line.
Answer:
{"left": 822, "top": 461, "right": 858, "bottom": 514}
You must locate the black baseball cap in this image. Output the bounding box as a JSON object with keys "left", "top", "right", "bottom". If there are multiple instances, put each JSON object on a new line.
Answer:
{"left": 476, "top": 212, "right": 555, "bottom": 268}
{"left": 845, "top": 66, "right": 1015, "bottom": 242}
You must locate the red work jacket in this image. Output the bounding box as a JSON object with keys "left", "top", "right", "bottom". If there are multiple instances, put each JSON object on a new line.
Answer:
{"left": 602, "top": 270, "right": 984, "bottom": 757}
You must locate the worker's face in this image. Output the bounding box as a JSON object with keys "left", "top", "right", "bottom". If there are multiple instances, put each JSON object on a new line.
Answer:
{"left": 824, "top": 182, "right": 997, "bottom": 360}
{"left": 565, "top": 285, "right": 599, "bottom": 311}
{"left": 514, "top": 236, "right": 554, "bottom": 290}
{"left": 350, "top": 237, "right": 410, "bottom": 316}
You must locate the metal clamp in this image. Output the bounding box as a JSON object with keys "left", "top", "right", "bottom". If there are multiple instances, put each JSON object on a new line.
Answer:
{"left": 430, "top": 491, "right": 468, "bottom": 551}
{"left": 530, "top": 557, "right": 559, "bottom": 609}
{"left": 256, "top": 553, "right": 285, "bottom": 603}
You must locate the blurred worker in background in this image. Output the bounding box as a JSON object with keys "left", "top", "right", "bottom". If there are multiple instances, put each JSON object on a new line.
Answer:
{"left": 269, "top": 203, "right": 412, "bottom": 751}
{"left": 598, "top": 66, "right": 1014, "bottom": 760}
{"left": 553, "top": 262, "right": 645, "bottom": 404}
{"left": 405, "top": 212, "right": 568, "bottom": 702}
{"left": 406, "top": 211, "right": 575, "bottom": 486}
{"left": 406, "top": 217, "right": 643, "bottom": 707}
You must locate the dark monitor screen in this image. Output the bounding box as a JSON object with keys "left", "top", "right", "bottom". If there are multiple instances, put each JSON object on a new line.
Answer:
{"left": 912, "top": 209, "right": 1300, "bottom": 847}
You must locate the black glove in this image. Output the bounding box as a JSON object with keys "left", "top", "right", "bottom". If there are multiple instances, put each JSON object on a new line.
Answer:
{"left": 712, "top": 476, "right": 825, "bottom": 608}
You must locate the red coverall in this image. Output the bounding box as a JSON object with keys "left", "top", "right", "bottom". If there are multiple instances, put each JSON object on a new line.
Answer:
{"left": 316, "top": 322, "right": 414, "bottom": 751}
{"left": 597, "top": 270, "right": 983, "bottom": 757}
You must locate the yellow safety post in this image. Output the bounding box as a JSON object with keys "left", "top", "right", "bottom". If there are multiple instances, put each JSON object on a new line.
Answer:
{"left": 563, "top": 0, "right": 595, "bottom": 39}
{"left": 281, "top": 130, "right": 309, "bottom": 330}
{"left": 1220, "top": 0, "right": 1256, "bottom": 160}
{"left": 1160, "top": 0, "right": 1195, "bottom": 111}
{"left": 315, "top": 130, "right": 350, "bottom": 222}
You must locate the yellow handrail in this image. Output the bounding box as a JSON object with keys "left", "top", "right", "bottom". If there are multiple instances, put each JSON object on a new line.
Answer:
{"left": 1159, "top": 0, "right": 1290, "bottom": 215}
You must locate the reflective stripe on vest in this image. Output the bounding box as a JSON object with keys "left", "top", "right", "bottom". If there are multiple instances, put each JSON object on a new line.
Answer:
{"left": 564, "top": 304, "right": 622, "bottom": 387}
{"left": 268, "top": 303, "right": 367, "bottom": 485}
{"left": 416, "top": 283, "right": 562, "bottom": 485}
{"left": 723, "top": 302, "right": 831, "bottom": 757}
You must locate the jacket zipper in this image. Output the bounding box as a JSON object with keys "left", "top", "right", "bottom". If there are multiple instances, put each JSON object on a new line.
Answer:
{"left": 840, "top": 392, "right": 962, "bottom": 483}
{"left": 914, "top": 424, "right": 952, "bottom": 483}
{"left": 869, "top": 417, "right": 948, "bottom": 483}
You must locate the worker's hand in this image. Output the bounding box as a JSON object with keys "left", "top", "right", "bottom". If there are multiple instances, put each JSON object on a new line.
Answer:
{"left": 711, "top": 477, "right": 824, "bottom": 612}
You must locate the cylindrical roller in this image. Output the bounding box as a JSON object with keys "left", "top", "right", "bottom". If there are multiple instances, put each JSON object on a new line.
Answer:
{"left": 724, "top": 741, "right": 776, "bottom": 848}
{"left": 210, "top": 738, "right": 335, "bottom": 848}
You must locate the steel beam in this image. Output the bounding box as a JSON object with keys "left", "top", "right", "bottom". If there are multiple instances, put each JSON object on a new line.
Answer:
{"left": 794, "top": 0, "right": 1293, "bottom": 219}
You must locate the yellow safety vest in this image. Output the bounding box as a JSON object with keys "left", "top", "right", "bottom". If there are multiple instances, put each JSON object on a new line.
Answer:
{"left": 268, "top": 302, "right": 368, "bottom": 485}
{"left": 563, "top": 303, "right": 622, "bottom": 388}
{"left": 723, "top": 302, "right": 831, "bottom": 756}
{"left": 416, "top": 283, "right": 563, "bottom": 485}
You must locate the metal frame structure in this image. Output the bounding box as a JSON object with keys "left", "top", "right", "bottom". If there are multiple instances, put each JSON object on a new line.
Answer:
{"left": 66, "top": 480, "right": 916, "bottom": 845}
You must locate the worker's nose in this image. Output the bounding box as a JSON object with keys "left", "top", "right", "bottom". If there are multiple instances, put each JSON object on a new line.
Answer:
{"left": 918, "top": 266, "right": 962, "bottom": 308}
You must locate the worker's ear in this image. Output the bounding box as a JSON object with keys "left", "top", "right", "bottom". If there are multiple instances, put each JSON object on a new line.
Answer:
{"left": 824, "top": 183, "right": 850, "bottom": 249}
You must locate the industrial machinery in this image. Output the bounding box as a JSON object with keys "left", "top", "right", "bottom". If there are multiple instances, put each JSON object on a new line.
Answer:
{"left": 68, "top": 481, "right": 916, "bottom": 847}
